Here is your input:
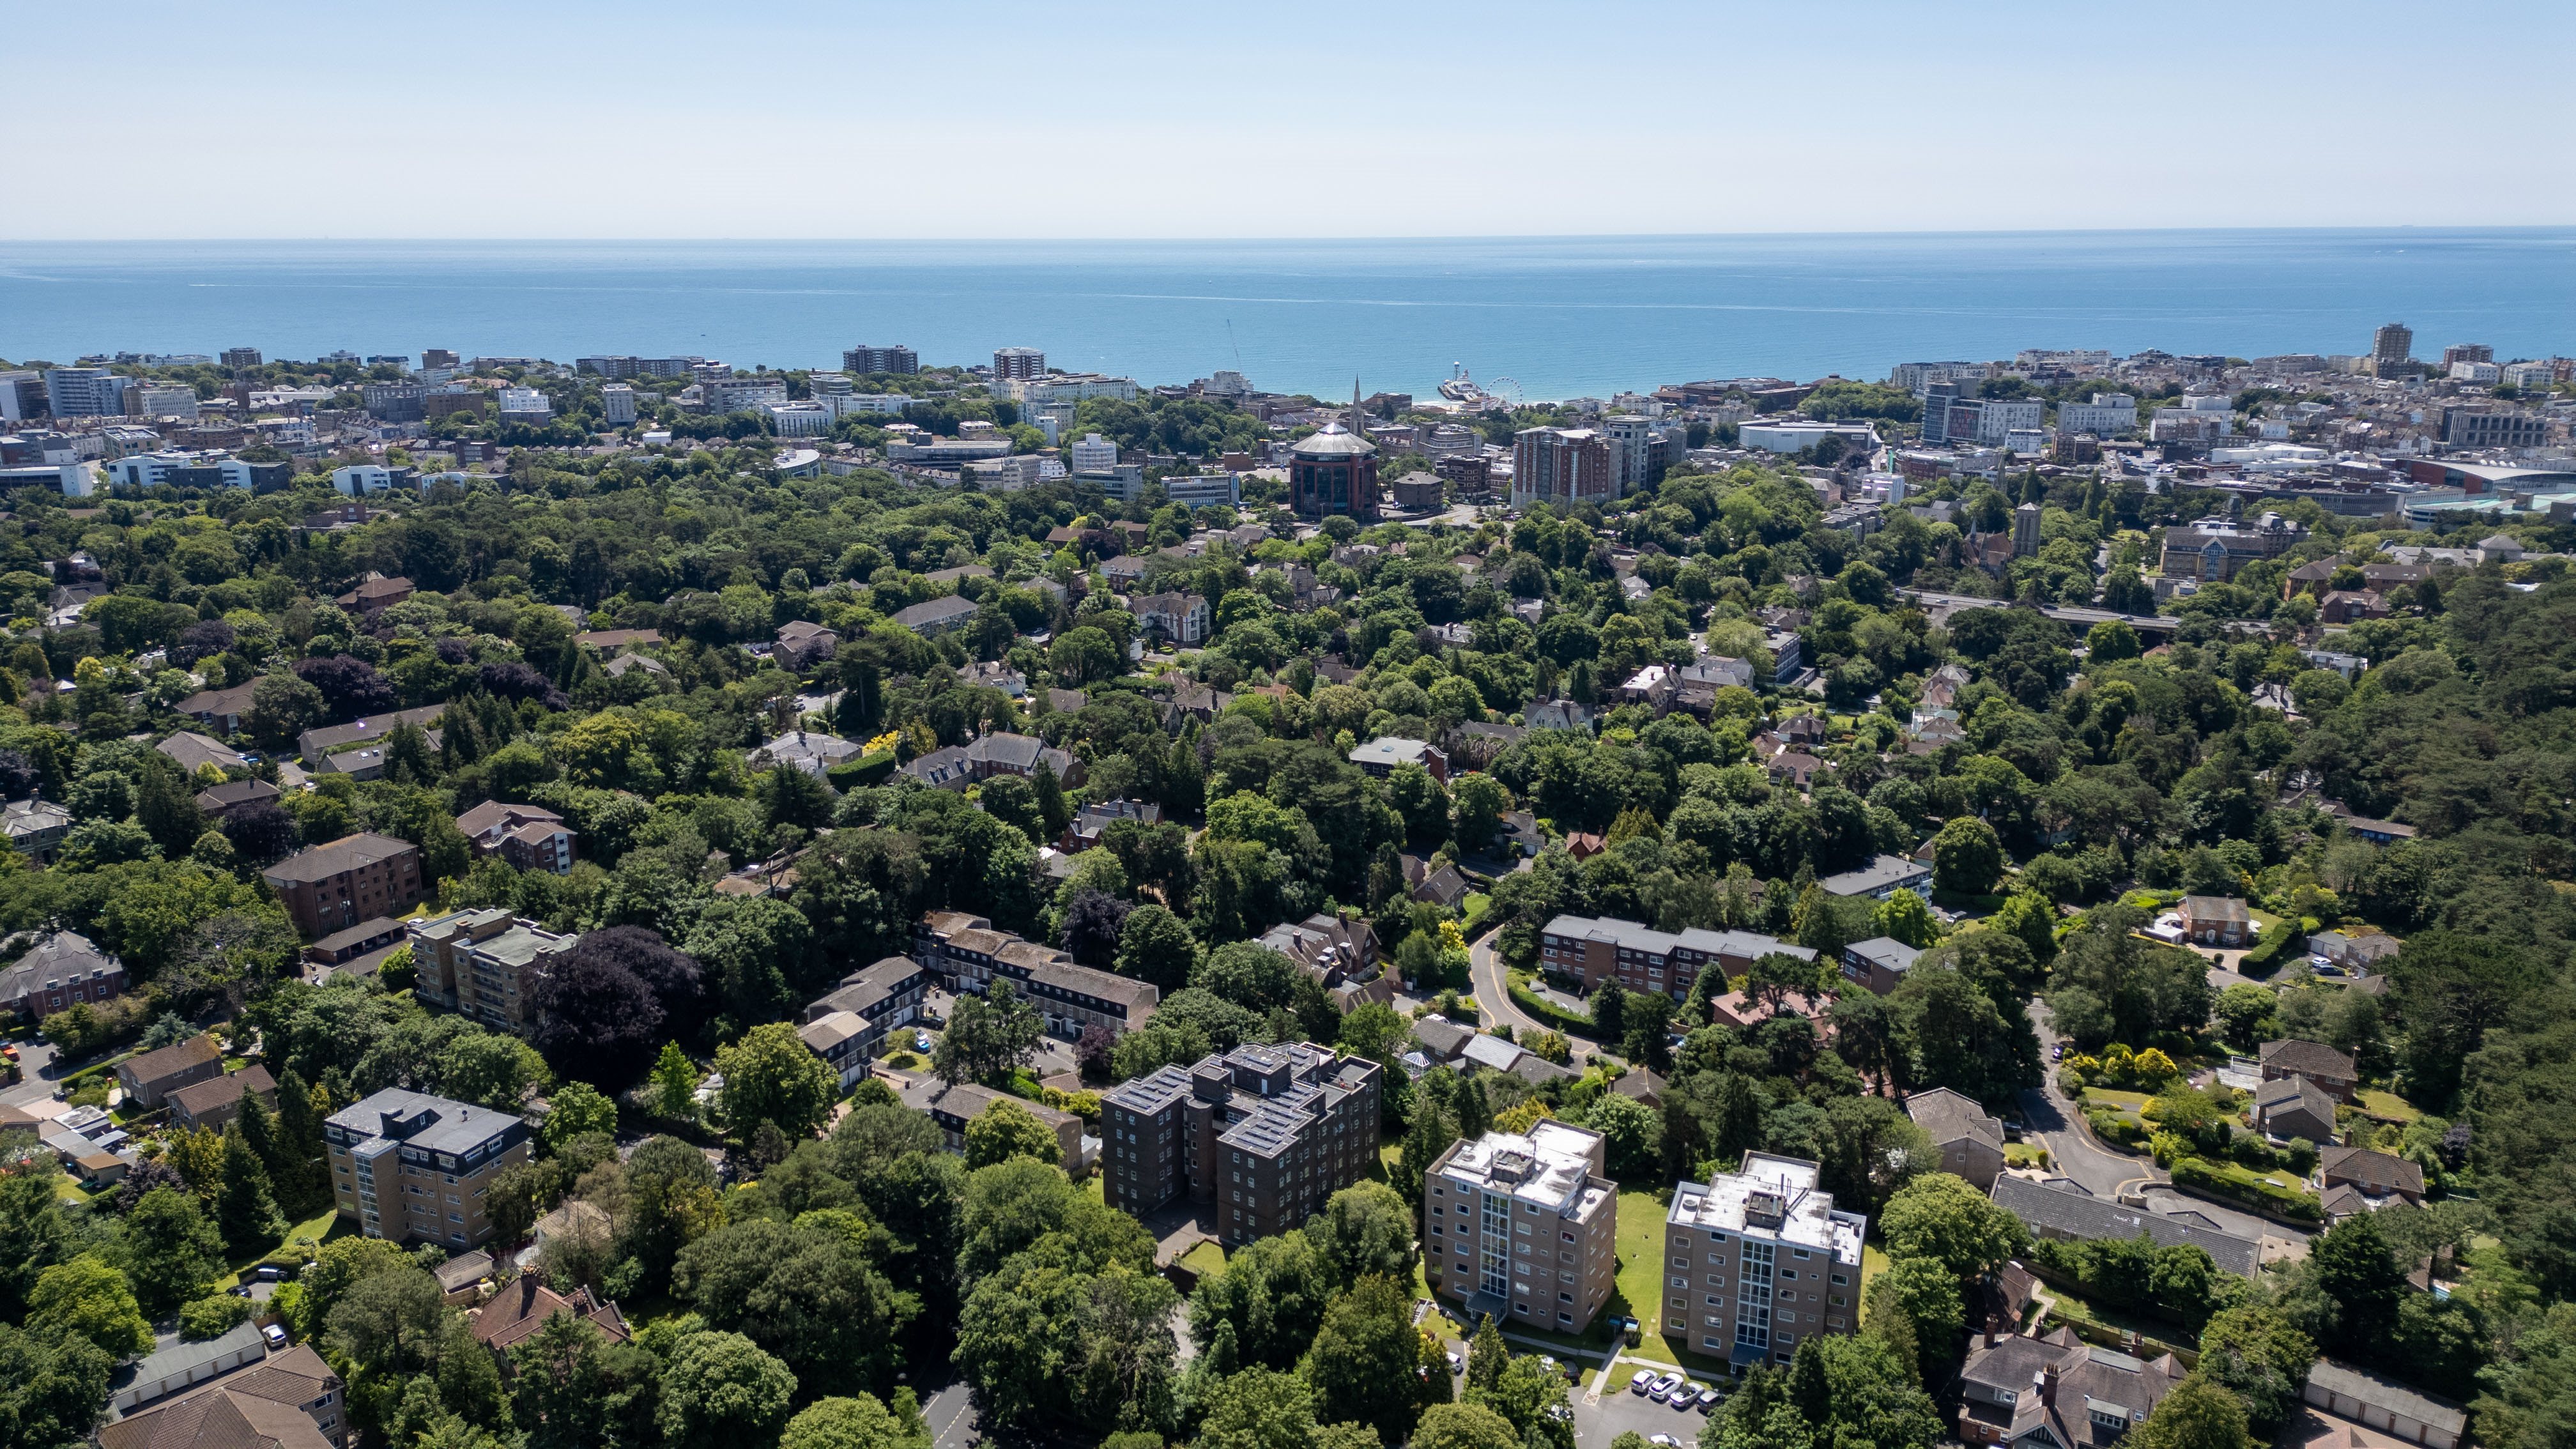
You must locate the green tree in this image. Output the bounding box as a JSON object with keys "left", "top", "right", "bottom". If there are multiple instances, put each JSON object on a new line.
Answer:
{"left": 934, "top": 979, "right": 1044, "bottom": 1087}
{"left": 1114, "top": 904, "right": 1197, "bottom": 993}
{"left": 1301, "top": 1276, "right": 1436, "bottom": 1445}
{"left": 717, "top": 1022, "right": 839, "bottom": 1141}
{"left": 651, "top": 1041, "right": 700, "bottom": 1118}
{"left": 178, "top": 1292, "right": 254, "bottom": 1340}
{"left": 780, "top": 1392, "right": 931, "bottom": 1449}
{"left": 1407, "top": 1402, "right": 1518, "bottom": 1449}
{"left": 658, "top": 1330, "right": 799, "bottom": 1449}
{"left": 964, "top": 1099, "right": 1064, "bottom": 1169}
{"left": 0, "top": 1163, "right": 79, "bottom": 1321}
{"left": 213, "top": 1122, "right": 286, "bottom": 1252}
{"left": 1192, "top": 1230, "right": 1335, "bottom": 1372}
{"left": 0, "top": 1321, "right": 113, "bottom": 1449}
{"left": 1197, "top": 1366, "right": 1322, "bottom": 1449}
{"left": 119, "top": 1184, "right": 224, "bottom": 1314}
{"left": 1307, "top": 1182, "right": 1418, "bottom": 1289}
{"left": 26, "top": 1254, "right": 153, "bottom": 1356}
{"left": 2128, "top": 1373, "right": 2254, "bottom": 1449}
{"left": 542, "top": 1080, "right": 620, "bottom": 1151}
{"left": 1931, "top": 816, "right": 2004, "bottom": 896}
{"left": 1464, "top": 1314, "right": 1507, "bottom": 1395}
{"left": 1871, "top": 889, "right": 1941, "bottom": 949}
{"left": 2195, "top": 1305, "right": 2315, "bottom": 1438}
{"left": 2304, "top": 1212, "right": 2409, "bottom": 1356}
{"left": 673, "top": 1216, "right": 908, "bottom": 1398}
{"left": 1878, "top": 1173, "right": 2027, "bottom": 1284}
{"left": 1882, "top": 1255, "right": 1964, "bottom": 1361}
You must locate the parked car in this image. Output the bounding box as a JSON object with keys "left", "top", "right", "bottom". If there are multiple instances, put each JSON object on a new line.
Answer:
{"left": 2051, "top": 1043, "right": 2064, "bottom": 1060}
{"left": 1650, "top": 1435, "right": 1680, "bottom": 1448}
{"left": 1630, "top": 1369, "right": 1657, "bottom": 1395}
{"left": 1696, "top": 1388, "right": 1724, "bottom": 1411}
{"left": 261, "top": 1323, "right": 287, "bottom": 1348}
{"left": 1651, "top": 1372, "right": 1684, "bottom": 1399}
{"left": 914, "top": 1031, "right": 933, "bottom": 1052}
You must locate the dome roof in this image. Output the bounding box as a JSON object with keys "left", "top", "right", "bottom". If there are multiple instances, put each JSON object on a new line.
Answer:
{"left": 1291, "top": 424, "right": 1377, "bottom": 459}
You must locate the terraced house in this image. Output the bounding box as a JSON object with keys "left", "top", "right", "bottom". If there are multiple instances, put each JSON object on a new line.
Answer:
{"left": 1538, "top": 913, "right": 1814, "bottom": 998}
{"left": 916, "top": 910, "right": 1159, "bottom": 1039}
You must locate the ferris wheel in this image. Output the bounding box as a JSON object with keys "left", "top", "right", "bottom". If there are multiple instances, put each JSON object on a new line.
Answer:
{"left": 1485, "top": 376, "right": 1525, "bottom": 408}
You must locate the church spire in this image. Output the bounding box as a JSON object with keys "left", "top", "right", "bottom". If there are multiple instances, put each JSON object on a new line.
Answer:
{"left": 1349, "top": 378, "right": 1363, "bottom": 435}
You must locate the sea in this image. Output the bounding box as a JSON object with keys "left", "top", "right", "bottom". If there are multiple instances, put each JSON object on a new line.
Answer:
{"left": 2, "top": 230, "right": 2570, "bottom": 401}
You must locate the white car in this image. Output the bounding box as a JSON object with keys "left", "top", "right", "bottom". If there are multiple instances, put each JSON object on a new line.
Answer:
{"left": 261, "top": 1323, "right": 287, "bottom": 1348}
{"left": 1650, "top": 1436, "right": 1680, "bottom": 1448}
{"left": 1652, "top": 1372, "right": 1685, "bottom": 1398}
{"left": 1630, "top": 1369, "right": 1658, "bottom": 1395}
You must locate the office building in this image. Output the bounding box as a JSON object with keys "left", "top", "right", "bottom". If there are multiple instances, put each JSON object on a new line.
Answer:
{"left": 993, "top": 346, "right": 1046, "bottom": 379}
{"left": 218, "top": 347, "right": 263, "bottom": 369}
{"left": 136, "top": 382, "right": 201, "bottom": 421}
{"left": 2056, "top": 393, "right": 2136, "bottom": 434}
{"left": 45, "top": 367, "right": 132, "bottom": 418}
{"left": 2502, "top": 360, "right": 2560, "bottom": 390}
{"left": 261, "top": 833, "right": 427, "bottom": 939}
{"left": 600, "top": 383, "right": 636, "bottom": 424}
{"left": 362, "top": 381, "right": 427, "bottom": 422}
{"left": 1100, "top": 1042, "right": 1382, "bottom": 1244}
{"left": 325, "top": 1088, "right": 530, "bottom": 1248}
{"left": 407, "top": 908, "right": 581, "bottom": 1032}
{"left": 765, "top": 400, "right": 833, "bottom": 436}
{"left": 103, "top": 449, "right": 286, "bottom": 491}
{"left": 1922, "top": 385, "right": 2043, "bottom": 445}
{"left": 1425, "top": 1122, "right": 1619, "bottom": 1332}
{"left": 1662, "top": 1153, "right": 1866, "bottom": 1365}
{"left": 1000, "top": 372, "right": 1138, "bottom": 411}
{"left": 2441, "top": 343, "right": 2494, "bottom": 367}
{"left": 708, "top": 376, "right": 788, "bottom": 413}
{"left": 2372, "top": 323, "right": 2414, "bottom": 374}
{"left": 1069, "top": 431, "right": 1121, "bottom": 470}
{"left": 1889, "top": 361, "right": 1991, "bottom": 392}
{"left": 0, "top": 371, "right": 45, "bottom": 421}
{"left": 916, "top": 910, "right": 1159, "bottom": 1039}
{"left": 1537, "top": 914, "right": 1812, "bottom": 999}
{"left": 843, "top": 344, "right": 919, "bottom": 374}
{"left": 1738, "top": 420, "right": 1875, "bottom": 455}
{"left": 2439, "top": 406, "right": 2547, "bottom": 448}
{"left": 1510, "top": 426, "right": 1615, "bottom": 507}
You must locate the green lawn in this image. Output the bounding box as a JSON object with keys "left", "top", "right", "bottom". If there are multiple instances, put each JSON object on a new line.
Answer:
{"left": 1463, "top": 893, "right": 1493, "bottom": 926}
{"left": 214, "top": 1207, "right": 344, "bottom": 1289}
{"left": 2356, "top": 1089, "right": 2421, "bottom": 1123}
{"left": 1177, "top": 1240, "right": 1226, "bottom": 1278}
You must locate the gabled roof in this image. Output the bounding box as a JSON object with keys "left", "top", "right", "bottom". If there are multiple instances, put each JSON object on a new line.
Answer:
{"left": 470, "top": 1275, "right": 629, "bottom": 1350}
{"left": 1905, "top": 1086, "right": 2003, "bottom": 1148}
{"left": 2260, "top": 1038, "right": 2358, "bottom": 1080}
{"left": 1991, "top": 1176, "right": 2261, "bottom": 1276}
{"left": 121, "top": 1032, "right": 221, "bottom": 1085}
{"left": 2318, "top": 1146, "right": 2424, "bottom": 1198}
{"left": 169, "top": 1065, "right": 275, "bottom": 1120}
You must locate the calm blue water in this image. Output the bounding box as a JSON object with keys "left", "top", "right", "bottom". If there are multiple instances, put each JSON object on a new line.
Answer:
{"left": 2, "top": 231, "right": 2569, "bottom": 399}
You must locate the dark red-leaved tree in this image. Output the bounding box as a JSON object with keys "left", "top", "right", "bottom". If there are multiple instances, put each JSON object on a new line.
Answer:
{"left": 292, "top": 654, "right": 397, "bottom": 720}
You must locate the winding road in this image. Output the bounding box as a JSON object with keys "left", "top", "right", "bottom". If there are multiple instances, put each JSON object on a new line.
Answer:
{"left": 1469, "top": 935, "right": 1604, "bottom": 1066}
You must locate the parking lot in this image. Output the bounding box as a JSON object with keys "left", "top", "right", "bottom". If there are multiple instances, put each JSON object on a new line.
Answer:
{"left": 1575, "top": 1365, "right": 1724, "bottom": 1448}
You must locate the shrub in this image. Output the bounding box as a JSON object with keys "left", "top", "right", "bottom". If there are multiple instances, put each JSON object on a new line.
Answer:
{"left": 178, "top": 1294, "right": 254, "bottom": 1340}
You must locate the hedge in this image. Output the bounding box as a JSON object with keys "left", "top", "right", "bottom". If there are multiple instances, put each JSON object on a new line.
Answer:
{"left": 827, "top": 749, "right": 897, "bottom": 789}
{"left": 2168, "top": 1155, "right": 2323, "bottom": 1222}
{"left": 2237, "top": 923, "right": 2299, "bottom": 975}
{"left": 1506, "top": 977, "right": 1598, "bottom": 1039}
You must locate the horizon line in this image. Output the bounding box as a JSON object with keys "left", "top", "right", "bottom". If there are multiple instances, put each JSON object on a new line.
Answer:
{"left": 7, "top": 224, "right": 2576, "bottom": 247}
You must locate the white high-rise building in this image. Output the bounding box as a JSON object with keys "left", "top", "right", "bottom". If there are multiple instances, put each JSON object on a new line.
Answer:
{"left": 1603, "top": 415, "right": 1660, "bottom": 492}
{"left": 1069, "top": 433, "right": 1120, "bottom": 471}
{"left": 2056, "top": 394, "right": 2136, "bottom": 435}
{"left": 601, "top": 384, "right": 637, "bottom": 424}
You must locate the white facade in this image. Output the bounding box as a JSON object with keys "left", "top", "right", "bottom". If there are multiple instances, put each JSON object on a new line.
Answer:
{"left": 1972, "top": 398, "right": 2044, "bottom": 442}
{"left": 819, "top": 392, "right": 910, "bottom": 418}
{"left": 1739, "top": 420, "right": 1875, "bottom": 454}
{"left": 2450, "top": 360, "right": 2503, "bottom": 384}
{"left": 1001, "top": 374, "right": 1138, "bottom": 410}
{"left": 332, "top": 465, "right": 398, "bottom": 495}
{"left": 765, "top": 401, "right": 833, "bottom": 437}
{"left": 2501, "top": 360, "right": 2558, "bottom": 390}
{"left": 709, "top": 377, "right": 790, "bottom": 413}
{"left": 1068, "top": 432, "right": 1121, "bottom": 470}
{"left": 102, "top": 450, "right": 259, "bottom": 487}
{"left": 136, "top": 383, "right": 201, "bottom": 421}
{"left": 1163, "top": 473, "right": 1241, "bottom": 508}
{"left": 2057, "top": 394, "right": 2137, "bottom": 434}
{"left": 1604, "top": 414, "right": 1659, "bottom": 491}
{"left": 2004, "top": 428, "right": 2046, "bottom": 454}
{"left": 600, "top": 383, "right": 637, "bottom": 424}
{"left": 496, "top": 387, "right": 551, "bottom": 417}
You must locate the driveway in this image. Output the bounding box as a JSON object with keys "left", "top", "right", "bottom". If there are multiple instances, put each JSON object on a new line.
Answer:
{"left": 3, "top": 1039, "right": 64, "bottom": 1108}
{"left": 1468, "top": 937, "right": 1602, "bottom": 1067}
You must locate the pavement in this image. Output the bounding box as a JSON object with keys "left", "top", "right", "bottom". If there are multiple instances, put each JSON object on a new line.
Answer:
{"left": 2, "top": 1038, "right": 65, "bottom": 1108}
{"left": 921, "top": 1379, "right": 978, "bottom": 1449}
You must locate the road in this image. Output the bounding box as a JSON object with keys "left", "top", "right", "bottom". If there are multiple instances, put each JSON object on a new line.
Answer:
{"left": 921, "top": 1379, "right": 977, "bottom": 1449}
{"left": 1468, "top": 936, "right": 1602, "bottom": 1066}
{"left": 3, "top": 1038, "right": 63, "bottom": 1108}
{"left": 2016, "top": 1002, "right": 2156, "bottom": 1203}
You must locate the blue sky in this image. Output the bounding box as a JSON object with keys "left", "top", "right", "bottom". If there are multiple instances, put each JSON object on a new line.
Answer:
{"left": 13, "top": 1, "right": 2573, "bottom": 238}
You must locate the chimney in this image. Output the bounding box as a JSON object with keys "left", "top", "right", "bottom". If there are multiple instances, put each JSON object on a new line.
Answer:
{"left": 2039, "top": 1363, "right": 2060, "bottom": 1406}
